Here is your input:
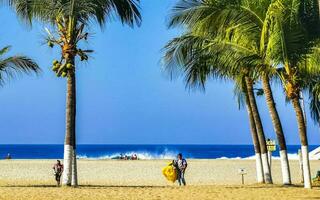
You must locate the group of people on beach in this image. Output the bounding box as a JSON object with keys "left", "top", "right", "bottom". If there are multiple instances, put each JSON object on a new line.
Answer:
{"left": 119, "top": 153, "right": 138, "bottom": 160}
{"left": 52, "top": 153, "right": 188, "bottom": 187}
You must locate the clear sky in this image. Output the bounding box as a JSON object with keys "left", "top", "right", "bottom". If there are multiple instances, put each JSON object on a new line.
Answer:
{"left": 0, "top": 1, "right": 319, "bottom": 145}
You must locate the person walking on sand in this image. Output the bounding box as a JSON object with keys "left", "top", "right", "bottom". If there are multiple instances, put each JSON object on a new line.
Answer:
{"left": 53, "top": 160, "right": 63, "bottom": 186}
{"left": 174, "top": 153, "right": 187, "bottom": 186}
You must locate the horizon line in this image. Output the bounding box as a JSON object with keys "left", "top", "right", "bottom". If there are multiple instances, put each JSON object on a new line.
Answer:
{"left": 0, "top": 143, "right": 317, "bottom": 146}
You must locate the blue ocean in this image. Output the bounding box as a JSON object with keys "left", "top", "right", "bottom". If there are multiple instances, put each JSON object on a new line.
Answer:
{"left": 0, "top": 145, "right": 318, "bottom": 160}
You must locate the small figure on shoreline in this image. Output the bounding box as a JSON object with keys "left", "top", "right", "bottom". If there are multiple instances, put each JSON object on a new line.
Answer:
{"left": 5, "top": 153, "right": 11, "bottom": 159}
{"left": 173, "top": 153, "right": 187, "bottom": 186}
{"left": 131, "top": 154, "right": 138, "bottom": 160}
{"left": 53, "top": 160, "right": 63, "bottom": 186}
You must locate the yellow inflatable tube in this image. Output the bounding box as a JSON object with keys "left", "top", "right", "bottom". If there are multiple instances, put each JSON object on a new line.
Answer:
{"left": 162, "top": 162, "right": 177, "bottom": 182}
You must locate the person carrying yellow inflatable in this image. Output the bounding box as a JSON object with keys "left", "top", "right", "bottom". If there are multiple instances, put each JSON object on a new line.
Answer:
{"left": 162, "top": 153, "right": 188, "bottom": 186}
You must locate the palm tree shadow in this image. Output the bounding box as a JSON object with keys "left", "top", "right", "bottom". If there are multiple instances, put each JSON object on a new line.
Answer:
{"left": 224, "top": 184, "right": 305, "bottom": 189}
{"left": 0, "top": 185, "right": 167, "bottom": 189}
{"left": 0, "top": 185, "right": 58, "bottom": 188}
{"left": 80, "top": 185, "right": 167, "bottom": 189}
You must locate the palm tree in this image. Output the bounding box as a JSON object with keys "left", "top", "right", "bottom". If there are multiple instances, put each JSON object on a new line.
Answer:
{"left": 0, "top": 46, "right": 40, "bottom": 83}
{"left": 244, "top": 76, "right": 273, "bottom": 183}
{"left": 261, "top": 73, "right": 291, "bottom": 184}
{"left": 241, "top": 78, "right": 265, "bottom": 183}
{"left": 4, "top": 0, "right": 141, "bottom": 187}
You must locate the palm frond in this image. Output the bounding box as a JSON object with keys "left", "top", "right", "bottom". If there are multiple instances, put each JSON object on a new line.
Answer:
{"left": 3, "top": 0, "right": 142, "bottom": 28}
{"left": 0, "top": 47, "right": 40, "bottom": 85}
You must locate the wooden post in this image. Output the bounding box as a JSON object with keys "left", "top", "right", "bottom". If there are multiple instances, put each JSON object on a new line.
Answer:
{"left": 238, "top": 168, "right": 247, "bottom": 185}
{"left": 241, "top": 174, "right": 245, "bottom": 185}
{"left": 298, "top": 149, "right": 304, "bottom": 183}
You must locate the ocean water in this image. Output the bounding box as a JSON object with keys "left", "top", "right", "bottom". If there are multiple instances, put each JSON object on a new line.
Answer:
{"left": 0, "top": 145, "right": 317, "bottom": 160}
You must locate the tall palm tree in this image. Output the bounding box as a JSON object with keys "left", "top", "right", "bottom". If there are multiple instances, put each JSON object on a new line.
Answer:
{"left": 0, "top": 46, "right": 39, "bottom": 83}
{"left": 241, "top": 78, "right": 265, "bottom": 183}
{"left": 244, "top": 76, "right": 272, "bottom": 183}
{"left": 261, "top": 73, "right": 291, "bottom": 184}
{"left": 4, "top": 0, "right": 141, "bottom": 187}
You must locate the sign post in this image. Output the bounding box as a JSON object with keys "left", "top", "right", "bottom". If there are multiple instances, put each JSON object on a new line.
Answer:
{"left": 266, "top": 139, "right": 276, "bottom": 168}
{"left": 238, "top": 168, "right": 247, "bottom": 185}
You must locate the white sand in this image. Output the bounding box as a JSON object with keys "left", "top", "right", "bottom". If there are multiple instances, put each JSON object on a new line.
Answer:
{"left": 1, "top": 159, "right": 320, "bottom": 200}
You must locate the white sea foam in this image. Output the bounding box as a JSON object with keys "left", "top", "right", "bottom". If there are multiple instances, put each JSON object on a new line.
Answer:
{"left": 77, "top": 151, "right": 178, "bottom": 160}
{"left": 216, "top": 156, "right": 242, "bottom": 160}
{"left": 77, "top": 152, "right": 320, "bottom": 160}
{"left": 215, "top": 153, "right": 319, "bottom": 160}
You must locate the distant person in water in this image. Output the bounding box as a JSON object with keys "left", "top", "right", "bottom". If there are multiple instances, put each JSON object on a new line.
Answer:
{"left": 53, "top": 160, "right": 63, "bottom": 186}
{"left": 5, "top": 153, "right": 11, "bottom": 159}
{"left": 173, "top": 153, "right": 187, "bottom": 186}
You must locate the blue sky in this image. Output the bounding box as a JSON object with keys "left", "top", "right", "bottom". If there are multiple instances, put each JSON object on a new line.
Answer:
{"left": 0, "top": 1, "right": 319, "bottom": 145}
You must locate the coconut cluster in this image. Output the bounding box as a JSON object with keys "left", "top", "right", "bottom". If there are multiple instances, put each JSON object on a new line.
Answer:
{"left": 46, "top": 18, "right": 92, "bottom": 78}
{"left": 51, "top": 60, "right": 74, "bottom": 77}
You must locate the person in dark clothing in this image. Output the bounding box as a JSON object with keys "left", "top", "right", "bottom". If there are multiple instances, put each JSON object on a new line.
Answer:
{"left": 53, "top": 160, "right": 64, "bottom": 186}
{"left": 173, "top": 153, "right": 188, "bottom": 186}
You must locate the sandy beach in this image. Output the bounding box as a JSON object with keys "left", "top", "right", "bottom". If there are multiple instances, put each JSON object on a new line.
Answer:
{"left": 1, "top": 159, "right": 320, "bottom": 199}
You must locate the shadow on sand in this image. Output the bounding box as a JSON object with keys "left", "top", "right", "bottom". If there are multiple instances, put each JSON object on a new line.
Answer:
{"left": 223, "top": 184, "right": 306, "bottom": 189}
{"left": 0, "top": 184, "right": 167, "bottom": 189}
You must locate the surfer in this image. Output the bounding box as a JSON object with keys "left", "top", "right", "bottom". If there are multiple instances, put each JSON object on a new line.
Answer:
{"left": 53, "top": 160, "right": 64, "bottom": 186}
{"left": 174, "top": 153, "right": 187, "bottom": 186}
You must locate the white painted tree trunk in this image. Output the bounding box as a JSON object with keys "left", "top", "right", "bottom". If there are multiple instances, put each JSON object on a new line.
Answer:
{"left": 62, "top": 145, "right": 73, "bottom": 186}
{"left": 301, "top": 146, "right": 312, "bottom": 188}
{"left": 279, "top": 150, "right": 291, "bottom": 185}
{"left": 298, "top": 149, "right": 304, "bottom": 183}
{"left": 261, "top": 153, "right": 272, "bottom": 183}
{"left": 71, "top": 149, "right": 78, "bottom": 186}
{"left": 255, "top": 153, "right": 264, "bottom": 183}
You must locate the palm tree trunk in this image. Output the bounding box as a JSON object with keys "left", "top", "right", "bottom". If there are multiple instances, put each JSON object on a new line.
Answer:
{"left": 292, "top": 96, "right": 312, "bottom": 189}
{"left": 62, "top": 72, "right": 77, "bottom": 186}
{"left": 71, "top": 72, "right": 78, "bottom": 187}
{"left": 261, "top": 75, "right": 291, "bottom": 185}
{"left": 245, "top": 76, "right": 272, "bottom": 184}
{"left": 244, "top": 86, "right": 264, "bottom": 183}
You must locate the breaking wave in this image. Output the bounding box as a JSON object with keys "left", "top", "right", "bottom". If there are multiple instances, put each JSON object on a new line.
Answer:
{"left": 77, "top": 153, "right": 306, "bottom": 160}
{"left": 216, "top": 153, "right": 319, "bottom": 160}
{"left": 77, "top": 151, "right": 178, "bottom": 160}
